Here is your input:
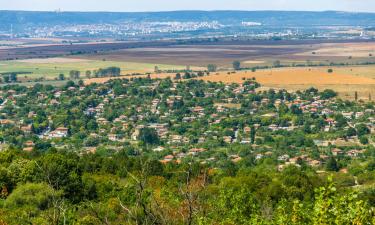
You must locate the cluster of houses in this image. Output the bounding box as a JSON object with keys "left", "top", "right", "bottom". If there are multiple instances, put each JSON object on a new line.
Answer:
{"left": 0, "top": 78, "right": 373, "bottom": 173}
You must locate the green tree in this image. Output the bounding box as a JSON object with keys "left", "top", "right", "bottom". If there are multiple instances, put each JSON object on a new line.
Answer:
{"left": 4, "top": 183, "right": 59, "bottom": 224}
{"left": 233, "top": 61, "right": 241, "bottom": 70}
{"left": 85, "top": 70, "right": 92, "bottom": 78}
{"left": 58, "top": 73, "right": 65, "bottom": 81}
{"left": 356, "top": 124, "right": 370, "bottom": 136}
{"left": 69, "top": 70, "right": 81, "bottom": 80}
{"left": 326, "top": 157, "right": 339, "bottom": 172}
{"left": 207, "top": 64, "right": 217, "bottom": 72}
{"left": 138, "top": 128, "right": 160, "bottom": 145}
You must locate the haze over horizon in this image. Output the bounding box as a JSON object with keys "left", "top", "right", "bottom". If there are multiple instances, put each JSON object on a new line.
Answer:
{"left": 1, "top": 0, "right": 375, "bottom": 13}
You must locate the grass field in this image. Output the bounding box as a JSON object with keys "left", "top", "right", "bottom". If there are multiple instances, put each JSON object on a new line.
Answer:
{"left": 0, "top": 58, "right": 191, "bottom": 80}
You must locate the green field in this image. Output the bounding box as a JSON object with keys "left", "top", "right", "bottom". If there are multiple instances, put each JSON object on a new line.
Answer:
{"left": 0, "top": 58, "right": 188, "bottom": 80}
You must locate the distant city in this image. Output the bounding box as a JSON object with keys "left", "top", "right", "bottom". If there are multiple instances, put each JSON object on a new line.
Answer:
{"left": 1, "top": 10, "right": 375, "bottom": 41}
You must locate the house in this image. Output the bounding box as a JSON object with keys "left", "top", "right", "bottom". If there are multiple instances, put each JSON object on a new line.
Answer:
{"left": 307, "top": 159, "right": 321, "bottom": 167}
{"left": 170, "top": 135, "right": 183, "bottom": 144}
{"left": 49, "top": 127, "right": 69, "bottom": 138}
{"left": 313, "top": 140, "right": 330, "bottom": 147}
{"left": 342, "top": 112, "right": 353, "bottom": 119}
{"left": 243, "top": 127, "right": 251, "bottom": 133}
{"left": 50, "top": 99, "right": 59, "bottom": 105}
{"left": 197, "top": 137, "right": 205, "bottom": 143}
{"left": 192, "top": 106, "right": 204, "bottom": 113}
{"left": 108, "top": 134, "right": 119, "bottom": 142}
{"left": 223, "top": 136, "right": 232, "bottom": 143}
{"left": 230, "top": 155, "right": 242, "bottom": 163}
{"left": 24, "top": 140, "right": 35, "bottom": 147}
{"left": 255, "top": 154, "right": 263, "bottom": 160}
{"left": 0, "top": 119, "right": 14, "bottom": 125}
{"left": 153, "top": 146, "right": 165, "bottom": 152}
{"left": 331, "top": 148, "right": 343, "bottom": 156}
{"left": 355, "top": 112, "right": 364, "bottom": 119}
{"left": 347, "top": 149, "right": 365, "bottom": 158}
{"left": 21, "top": 125, "right": 32, "bottom": 133}
{"left": 278, "top": 154, "right": 290, "bottom": 161}
{"left": 23, "top": 147, "right": 33, "bottom": 152}
{"left": 189, "top": 148, "right": 206, "bottom": 155}
{"left": 160, "top": 155, "right": 174, "bottom": 164}
{"left": 97, "top": 118, "right": 109, "bottom": 125}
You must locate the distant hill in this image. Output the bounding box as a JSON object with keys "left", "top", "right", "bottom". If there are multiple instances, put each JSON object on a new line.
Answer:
{"left": 1, "top": 10, "right": 375, "bottom": 29}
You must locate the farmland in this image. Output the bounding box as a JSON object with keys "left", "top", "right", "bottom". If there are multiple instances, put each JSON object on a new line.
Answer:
{"left": 196, "top": 67, "right": 375, "bottom": 100}
{"left": 0, "top": 58, "right": 190, "bottom": 80}
{"left": 1, "top": 38, "right": 375, "bottom": 101}
{"left": 77, "top": 39, "right": 375, "bottom": 67}
{"left": 83, "top": 65, "right": 375, "bottom": 101}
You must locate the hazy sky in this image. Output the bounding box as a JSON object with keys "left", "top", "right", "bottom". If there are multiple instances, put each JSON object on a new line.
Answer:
{"left": 1, "top": 0, "right": 375, "bottom": 12}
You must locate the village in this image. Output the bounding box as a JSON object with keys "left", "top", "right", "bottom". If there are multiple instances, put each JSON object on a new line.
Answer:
{"left": 0, "top": 76, "right": 373, "bottom": 174}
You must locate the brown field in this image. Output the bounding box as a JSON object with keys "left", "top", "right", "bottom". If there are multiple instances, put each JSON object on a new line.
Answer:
{"left": 297, "top": 42, "right": 375, "bottom": 58}
{"left": 16, "top": 57, "right": 92, "bottom": 64}
{"left": 2, "top": 39, "right": 375, "bottom": 68}
{"left": 77, "top": 40, "right": 375, "bottom": 67}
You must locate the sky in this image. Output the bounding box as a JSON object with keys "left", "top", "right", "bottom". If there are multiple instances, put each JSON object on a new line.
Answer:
{"left": 1, "top": 0, "right": 375, "bottom": 12}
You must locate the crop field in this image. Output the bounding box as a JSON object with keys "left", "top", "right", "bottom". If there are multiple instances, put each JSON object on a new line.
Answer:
{"left": 196, "top": 66, "right": 375, "bottom": 101}
{"left": 2, "top": 38, "right": 375, "bottom": 101}
{"left": 0, "top": 58, "right": 190, "bottom": 80}
{"left": 2, "top": 39, "right": 375, "bottom": 68}
{"left": 296, "top": 42, "right": 375, "bottom": 58}
{"left": 77, "top": 40, "right": 375, "bottom": 67}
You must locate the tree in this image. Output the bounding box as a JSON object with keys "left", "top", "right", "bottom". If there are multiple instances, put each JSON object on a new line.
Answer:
{"left": 273, "top": 60, "right": 281, "bottom": 67}
{"left": 326, "top": 157, "right": 339, "bottom": 172}
{"left": 327, "top": 68, "right": 333, "bottom": 73}
{"left": 356, "top": 124, "right": 370, "bottom": 136}
{"left": 95, "top": 67, "right": 121, "bottom": 77}
{"left": 69, "top": 70, "right": 80, "bottom": 80}
{"left": 3, "top": 75, "right": 10, "bottom": 83}
{"left": 4, "top": 183, "right": 59, "bottom": 224}
{"left": 359, "top": 136, "right": 369, "bottom": 145}
{"left": 58, "top": 74, "right": 65, "bottom": 81}
{"left": 5, "top": 183, "right": 56, "bottom": 210}
{"left": 207, "top": 64, "right": 217, "bottom": 72}
{"left": 233, "top": 61, "right": 241, "bottom": 70}
{"left": 346, "top": 127, "right": 357, "bottom": 137}
{"left": 320, "top": 89, "right": 337, "bottom": 99}
{"left": 138, "top": 128, "right": 159, "bottom": 145}
{"left": 250, "top": 126, "right": 256, "bottom": 144}
{"left": 85, "top": 70, "right": 92, "bottom": 79}
{"left": 10, "top": 73, "right": 17, "bottom": 82}
{"left": 37, "top": 154, "right": 83, "bottom": 203}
